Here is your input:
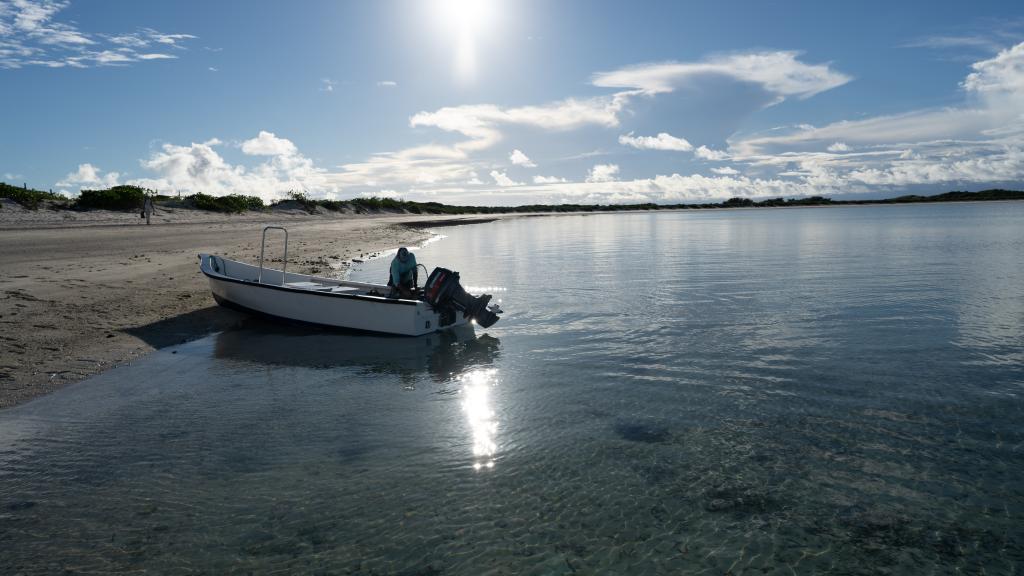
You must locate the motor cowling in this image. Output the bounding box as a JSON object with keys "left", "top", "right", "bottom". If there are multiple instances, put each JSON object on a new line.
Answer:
{"left": 423, "top": 267, "right": 500, "bottom": 328}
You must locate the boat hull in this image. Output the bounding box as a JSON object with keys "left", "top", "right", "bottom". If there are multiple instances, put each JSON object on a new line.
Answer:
{"left": 200, "top": 254, "right": 466, "bottom": 336}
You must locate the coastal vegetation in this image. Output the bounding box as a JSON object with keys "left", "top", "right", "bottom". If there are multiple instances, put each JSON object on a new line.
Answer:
{"left": 185, "top": 192, "right": 265, "bottom": 213}
{"left": 0, "top": 182, "right": 67, "bottom": 209}
{"left": 76, "top": 185, "right": 150, "bottom": 210}
{"left": 2, "top": 181, "right": 1023, "bottom": 214}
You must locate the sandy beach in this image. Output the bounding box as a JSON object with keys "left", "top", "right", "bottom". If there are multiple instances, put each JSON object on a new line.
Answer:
{"left": 0, "top": 204, "right": 502, "bottom": 408}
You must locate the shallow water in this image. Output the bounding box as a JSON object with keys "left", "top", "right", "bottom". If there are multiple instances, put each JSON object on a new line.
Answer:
{"left": 2, "top": 203, "right": 1023, "bottom": 574}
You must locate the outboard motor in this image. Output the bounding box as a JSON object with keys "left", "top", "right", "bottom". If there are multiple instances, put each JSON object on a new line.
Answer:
{"left": 423, "top": 267, "right": 500, "bottom": 328}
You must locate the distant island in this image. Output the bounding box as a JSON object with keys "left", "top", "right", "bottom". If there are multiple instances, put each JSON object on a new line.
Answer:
{"left": 2, "top": 182, "right": 1022, "bottom": 216}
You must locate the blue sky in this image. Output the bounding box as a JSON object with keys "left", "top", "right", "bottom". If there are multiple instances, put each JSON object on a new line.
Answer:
{"left": 2, "top": 0, "right": 1024, "bottom": 205}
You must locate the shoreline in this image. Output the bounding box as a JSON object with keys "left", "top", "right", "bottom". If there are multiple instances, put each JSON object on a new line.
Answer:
{"left": 3, "top": 199, "right": 1021, "bottom": 409}
{"left": 0, "top": 212, "right": 506, "bottom": 409}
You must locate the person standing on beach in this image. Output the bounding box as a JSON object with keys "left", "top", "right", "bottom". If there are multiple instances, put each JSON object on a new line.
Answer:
{"left": 143, "top": 195, "right": 154, "bottom": 225}
{"left": 388, "top": 247, "right": 418, "bottom": 298}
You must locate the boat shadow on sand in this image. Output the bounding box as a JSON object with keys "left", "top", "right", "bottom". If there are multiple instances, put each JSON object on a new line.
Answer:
{"left": 211, "top": 318, "right": 500, "bottom": 382}
{"left": 123, "top": 305, "right": 248, "bottom": 349}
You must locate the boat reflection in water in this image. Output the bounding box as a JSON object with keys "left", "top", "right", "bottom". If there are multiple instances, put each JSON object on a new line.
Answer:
{"left": 213, "top": 319, "right": 504, "bottom": 469}
{"left": 213, "top": 318, "right": 500, "bottom": 384}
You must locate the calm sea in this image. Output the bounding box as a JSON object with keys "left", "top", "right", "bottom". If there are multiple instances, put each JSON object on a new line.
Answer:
{"left": 2, "top": 203, "right": 1023, "bottom": 574}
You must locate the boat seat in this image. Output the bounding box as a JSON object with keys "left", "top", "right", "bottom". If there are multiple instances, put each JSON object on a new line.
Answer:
{"left": 284, "top": 281, "right": 333, "bottom": 291}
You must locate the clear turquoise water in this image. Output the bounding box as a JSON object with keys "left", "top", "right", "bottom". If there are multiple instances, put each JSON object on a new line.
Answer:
{"left": 2, "top": 203, "right": 1023, "bottom": 574}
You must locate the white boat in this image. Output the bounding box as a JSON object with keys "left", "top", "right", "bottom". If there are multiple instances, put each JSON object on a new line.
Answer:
{"left": 198, "top": 226, "right": 501, "bottom": 336}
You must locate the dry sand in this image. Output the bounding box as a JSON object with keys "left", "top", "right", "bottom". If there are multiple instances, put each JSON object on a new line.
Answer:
{"left": 0, "top": 205, "right": 503, "bottom": 408}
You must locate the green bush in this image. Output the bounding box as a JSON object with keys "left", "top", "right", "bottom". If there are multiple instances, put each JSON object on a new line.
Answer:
{"left": 187, "top": 193, "right": 264, "bottom": 213}
{"left": 0, "top": 182, "right": 65, "bottom": 210}
{"left": 75, "top": 185, "right": 148, "bottom": 211}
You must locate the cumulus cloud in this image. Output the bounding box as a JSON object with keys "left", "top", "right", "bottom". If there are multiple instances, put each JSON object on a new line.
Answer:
{"left": 490, "top": 170, "right": 520, "bottom": 186}
{"left": 586, "top": 163, "right": 620, "bottom": 182}
{"left": 320, "top": 78, "right": 336, "bottom": 92}
{"left": 845, "top": 146, "right": 1024, "bottom": 186}
{"left": 711, "top": 166, "right": 739, "bottom": 175}
{"left": 827, "top": 142, "right": 851, "bottom": 152}
{"left": 241, "top": 131, "right": 299, "bottom": 156}
{"left": 56, "top": 163, "right": 120, "bottom": 189}
{"left": 962, "top": 42, "right": 1024, "bottom": 95}
{"left": 509, "top": 149, "right": 536, "bottom": 167}
{"left": 0, "top": 1, "right": 194, "bottom": 69}
{"left": 592, "top": 51, "right": 851, "bottom": 103}
{"left": 114, "top": 134, "right": 339, "bottom": 201}
{"left": 694, "top": 146, "right": 730, "bottom": 160}
{"left": 533, "top": 175, "right": 567, "bottom": 184}
{"left": 618, "top": 131, "right": 693, "bottom": 151}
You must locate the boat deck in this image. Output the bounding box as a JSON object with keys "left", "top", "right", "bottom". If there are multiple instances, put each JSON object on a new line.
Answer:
{"left": 283, "top": 281, "right": 366, "bottom": 294}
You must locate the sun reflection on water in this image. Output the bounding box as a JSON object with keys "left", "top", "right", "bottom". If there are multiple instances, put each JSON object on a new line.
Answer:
{"left": 459, "top": 368, "right": 499, "bottom": 470}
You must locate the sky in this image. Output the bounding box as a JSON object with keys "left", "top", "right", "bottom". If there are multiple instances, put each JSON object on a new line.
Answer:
{"left": 2, "top": 0, "right": 1024, "bottom": 205}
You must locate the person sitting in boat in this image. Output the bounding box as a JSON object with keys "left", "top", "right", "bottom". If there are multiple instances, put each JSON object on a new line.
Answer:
{"left": 388, "top": 246, "right": 418, "bottom": 298}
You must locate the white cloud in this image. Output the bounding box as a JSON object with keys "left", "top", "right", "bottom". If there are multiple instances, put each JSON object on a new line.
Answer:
{"left": 902, "top": 35, "right": 1003, "bottom": 52}
{"left": 122, "top": 134, "right": 339, "bottom": 201}
{"left": 0, "top": 2, "right": 195, "bottom": 69}
{"left": 509, "top": 149, "right": 536, "bottom": 167}
{"left": 145, "top": 30, "right": 196, "bottom": 46}
{"left": 241, "top": 131, "right": 298, "bottom": 156}
{"left": 618, "top": 131, "right": 693, "bottom": 151}
{"left": 92, "top": 50, "right": 133, "bottom": 64}
{"left": 487, "top": 172, "right": 834, "bottom": 205}
{"left": 845, "top": 146, "right": 1024, "bottom": 186}
{"left": 586, "top": 163, "right": 619, "bottom": 182}
{"left": 208, "top": 66, "right": 218, "bottom": 72}
{"left": 490, "top": 170, "right": 520, "bottom": 186}
{"left": 361, "top": 189, "right": 402, "bottom": 199}
{"left": 333, "top": 144, "right": 475, "bottom": 189}
{"left": 592, "top": 51, "right": 851, "bottom": 103}
{"left": 718, "top": 42, "right": 1024, "bottom": 190}
{"left": 47, "top": 43, "right": 1024, "bottom": 205}
{"left": 377, "top": 80, "right": 397, "bottom": 87}
{"left": 963, "top": 42, "right": 1024, "bottom": 95}
{"left": 694, "top": 146, "right": 729, "bottom": 160}
{"left": 409, "top": 93, "right": 630, "bottom": 152}
{"left": 107, "top": 34, "right": 148, "bottom": 48}
{"left": 56, "top": 163, "right": 120, "bottom": 189}
{"left": 320, "top": 78, "right": 336, "bottom": 92}
{"left": 733, "top": 109, "right": 999, "bottom": 156}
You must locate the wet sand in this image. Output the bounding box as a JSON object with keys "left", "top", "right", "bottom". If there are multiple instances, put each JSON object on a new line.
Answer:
{"left": 0, "top": 210, "right": 503, "bottom": 408}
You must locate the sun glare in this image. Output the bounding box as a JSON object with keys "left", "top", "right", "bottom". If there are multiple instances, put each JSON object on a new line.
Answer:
{"left": 434, "top": 0, "right": 497, "bottom": 82}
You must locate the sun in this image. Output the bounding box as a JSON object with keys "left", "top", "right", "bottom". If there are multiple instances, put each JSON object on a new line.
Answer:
{"left": 433, "top": 0, "right": 498, "bottom": 82}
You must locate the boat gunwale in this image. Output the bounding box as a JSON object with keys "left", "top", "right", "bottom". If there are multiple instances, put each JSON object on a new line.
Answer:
{"left": 199, "top": 254, "right": 421, "bottom": 307}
